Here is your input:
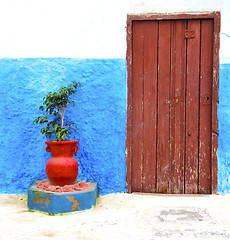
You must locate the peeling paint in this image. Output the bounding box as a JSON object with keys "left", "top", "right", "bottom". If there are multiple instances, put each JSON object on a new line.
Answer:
{"left": 66, "top": 196, "right": 81, "bottom": 211}
{"left": 28, "top": 181, "right": 98, "bottom": 214}
{"left": 33, "top": 197, "right": 53, "bottom": 205}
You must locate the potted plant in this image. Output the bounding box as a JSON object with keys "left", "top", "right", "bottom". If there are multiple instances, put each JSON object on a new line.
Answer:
{"left": 34, "top": 81, "right": 81, "bottom": 186}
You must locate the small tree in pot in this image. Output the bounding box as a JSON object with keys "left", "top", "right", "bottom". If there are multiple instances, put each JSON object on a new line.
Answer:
{"left": 34, "top": 81, "right": 81, "bottom": 141}
{"left": 34, "top": 81, "right": 81, "bottom": 186}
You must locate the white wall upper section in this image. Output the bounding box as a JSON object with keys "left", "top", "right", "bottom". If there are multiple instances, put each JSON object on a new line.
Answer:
{"left": 0, "top": 0, "right": 229, "bottom": 62}
{"left": 0, "top": 0, "right": 127, "bottom": 58}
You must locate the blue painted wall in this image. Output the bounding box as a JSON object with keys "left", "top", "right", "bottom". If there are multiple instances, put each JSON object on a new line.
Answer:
{"left": 218, "top": 64, "right": 230, "bottom": 193}
{"left": 0, "top": 58, "right": 230, "bottom": 194}
{"left": 0, "top": 58, "right": 127, "bottom": 195}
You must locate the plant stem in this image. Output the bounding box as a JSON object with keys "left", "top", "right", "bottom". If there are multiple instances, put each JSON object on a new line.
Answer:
{"left": 58, "top": 107, "right": 64, "bottom": 128}
{"left": 62, "top": 107, "right": 67, "bottom": 128}
{"left": 61, "top": 116, "right": 64, "bottom": 128}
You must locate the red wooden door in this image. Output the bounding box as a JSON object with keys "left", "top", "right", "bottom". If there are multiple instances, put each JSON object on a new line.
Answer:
{"left": 128, "top": 18, "right": 218, "bottom": 194}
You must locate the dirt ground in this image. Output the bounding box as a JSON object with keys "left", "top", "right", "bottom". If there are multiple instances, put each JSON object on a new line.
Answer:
{"left": 1, "top": 193, "right": 230, "bottom": 240}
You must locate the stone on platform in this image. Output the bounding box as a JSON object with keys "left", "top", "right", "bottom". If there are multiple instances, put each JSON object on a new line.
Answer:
{"left": 28, "top": 180, "right": 98, "bottom": 214}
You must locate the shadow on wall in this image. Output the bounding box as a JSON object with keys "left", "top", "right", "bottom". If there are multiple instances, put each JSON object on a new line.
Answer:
{"left": 0, "top": 58, "right": 127, "bottom": 195}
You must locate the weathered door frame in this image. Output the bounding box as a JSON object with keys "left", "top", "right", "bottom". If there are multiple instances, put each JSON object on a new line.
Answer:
{"left": 126, "top": 12, "right": 220, "bottom": 193}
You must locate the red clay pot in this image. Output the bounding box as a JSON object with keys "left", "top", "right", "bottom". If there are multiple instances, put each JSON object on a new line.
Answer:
{"left": 45, "top": 140, "right": 79, "bottom": 186}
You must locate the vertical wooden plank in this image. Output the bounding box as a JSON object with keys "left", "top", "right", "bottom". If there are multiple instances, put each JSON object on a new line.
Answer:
{"left": 169, "top": 20, "right": 186, "bottom": 194}
{"left": 157, "top": 21, "right": 171, "bottom": 193}
{"left": 185, "top": 20, "right": 200, "bottom": 194}
{"left": 131, "top": 21, "right": 144, "bottom": 192}
{"left": 199, "top": 20, "right": 213, "bottom": 194}
{"left": 142, "top": 21, "right": 158, "bottom": 193}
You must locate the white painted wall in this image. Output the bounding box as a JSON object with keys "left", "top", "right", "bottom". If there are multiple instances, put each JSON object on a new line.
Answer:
{"left": 0, "top": 0, "right": 127, "bottom": 58}
{"left": 0, "top": 0, "right": 229, "bottom": 63}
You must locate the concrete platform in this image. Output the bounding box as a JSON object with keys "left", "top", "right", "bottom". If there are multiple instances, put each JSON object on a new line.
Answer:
{"left": 1, "top": 193, "right": 230, "bottom": 239}
{"left": 28, "top": 180, "right": 98, "bottom": 214}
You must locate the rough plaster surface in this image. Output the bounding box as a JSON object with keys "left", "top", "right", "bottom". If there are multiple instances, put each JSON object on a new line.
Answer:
{"left": 0, "top": 58, "right": 127, "bottom": 195}
{"left": 218, "top": 64, "right": 230, "bottom": 193}
{"left": 0, "top": 58, "right": 229, "bottom": 194}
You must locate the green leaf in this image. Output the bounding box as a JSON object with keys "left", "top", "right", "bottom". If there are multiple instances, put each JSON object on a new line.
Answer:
{"left": 34, "top": 81, "right": 81, "bottom": 140}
